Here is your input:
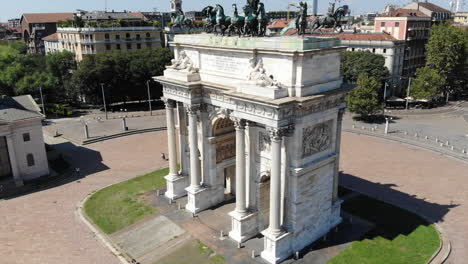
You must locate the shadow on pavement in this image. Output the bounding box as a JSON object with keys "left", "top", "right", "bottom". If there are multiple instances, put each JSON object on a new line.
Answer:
{"left": 1, "top": 141, "right": 109, "bottom": 200}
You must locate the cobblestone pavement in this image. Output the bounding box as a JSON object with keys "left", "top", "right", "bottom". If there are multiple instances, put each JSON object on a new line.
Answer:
{"left": 43, "top": 110, "right": 167, "bottom": 143}
{"left": 343, "top": 102, "right": 468, "bottom": 152}
{"left": 0, "top": 132, "right": 169, "bottom": 264}
{"left": 341, "top": 132, "right": 468, "bottom": 264}
{"left": 1, "top": 129, "right": 467, "bottom": 264}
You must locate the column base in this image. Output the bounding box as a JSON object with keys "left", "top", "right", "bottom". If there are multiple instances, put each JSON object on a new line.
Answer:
{"left": 185, "top": 186, "right": 211, "bottom": 214}
{"left": 228, "top": 211, "right": 258, "bottom": 243}
{"left": 260, "top": 230, "right": 292, "bottom": 264}
{"left": 331, "top": 200, "right": 343, "bottom": 227}
{"left": 165, "top": 174, "right": 189, "bottom": 200}
{"left": 14, "top": 179, "right": 24, "bottom": 187}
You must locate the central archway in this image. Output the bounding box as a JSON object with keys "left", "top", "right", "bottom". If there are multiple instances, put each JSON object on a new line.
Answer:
{"left": 212, "top": 118, "right": 236, "bottom": 197}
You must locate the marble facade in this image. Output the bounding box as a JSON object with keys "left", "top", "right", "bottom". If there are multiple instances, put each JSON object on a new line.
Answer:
{"left": 155, "top": 35, "right": 350, "bottom": 264}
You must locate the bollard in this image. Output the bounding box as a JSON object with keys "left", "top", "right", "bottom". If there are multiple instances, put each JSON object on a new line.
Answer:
{"left": 414, "top": 133, "right": 418, "bottom": 137}
{"left": 84, "top": 124, "right": 89, "bottom": 139}
{"left": 463, "top": 149, "right": 467, "bottom": 154}
{"left": 371, "top": 128, "right": 375, "bottom": 132}
{"left": 192, "top": 213, "right": 195, "bottom": 218}
{"left": 295, "top": 252, "right": 300, "bottom": 260}
{"left": 237, "top": 242, "right": 242, "bottom": 249}
{"left": 323, "top": 235, "right": 327, "bottom": 242}
{"left": 252, "top": 250, "right": 256, "bottom": 259}
{"left": 335, "top": 226, "right": 339, "bottom": 233}
{"left": 425, "top": 136, "right": 429, "bottom": 140}
{"left": 404, "top": 131, "right": 408, "bottom": 135}
{"left": 436, "top": 138, "right": 439, "bottom": 143}
{"left": 451, "top": 146, "right": 455, "bottom": 151}
{"left": 440, "top": 143, "right": 444, "bottom": 147}
{"left": 178, "top": 203, "right": 181, "bottom": 210}
{"left": 54, "top": 129, "right": 60, "bottom": 137}
{"left": 385, "top": 118, "right": 389, "bottom": 134}
{"left": 169, "top": 198, "right": 173, "bottom": 205}
{"left": 220, "top": 230, "right": 224, "bottom": 239}
{"left": 361, "top": 126, "right": 365, "bottom": 130}
{"left": 352, "top": 124, "right": 355, "bottom": 129}
{"left": 156, "top": 190, "right": 160, "bottom": 196}
{"left": 446, "top": 141, "right": 450, "bottom": 146}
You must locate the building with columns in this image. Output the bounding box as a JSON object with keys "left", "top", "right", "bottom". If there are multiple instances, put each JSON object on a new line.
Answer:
{"left": 155, "top": 35, "right": 350, "bottom": 264}
{"left": 0, "top": 95, "right": 49, "bottom": 187}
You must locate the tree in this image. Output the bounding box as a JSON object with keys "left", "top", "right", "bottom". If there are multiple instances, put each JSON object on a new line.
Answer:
{"left": 410, "top": 67, "right": 445, "bottom": 100}
{"left": 341, "top": 50, "right": 389, "bottom": 85}
{"left": 426, "top": 22, "right": 467, "bottom": 96}
{"left": 71, "top": 47, "right": 173, "bottom": 104}
{"left": 346, "top": 74, "right": 382, "bottom": 117}
{"left": 46, "top": 51, "right": 77, "bottom": 101}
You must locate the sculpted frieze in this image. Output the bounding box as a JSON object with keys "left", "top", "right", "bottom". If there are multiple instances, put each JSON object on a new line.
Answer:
{"left": 302, "top": 120, "right": 333, "bottom": 158}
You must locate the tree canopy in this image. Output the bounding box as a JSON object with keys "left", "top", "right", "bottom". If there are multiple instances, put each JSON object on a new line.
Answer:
{"left": 410, "top": 67, "right": 445, "bottom": 100}
{"left": 341, "top": 50, "right": 389, "bottom": 85}
{"left": 71, "top": 47, "right": 173, "bottom": 104}
{"left": 346, "top": 74, "right": 382, "bottom": 117}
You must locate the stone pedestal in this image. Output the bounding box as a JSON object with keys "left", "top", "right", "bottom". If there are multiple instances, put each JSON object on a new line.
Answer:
{"left": 163, "top": 69, "right": 200, "bottom": 82}
{"left": 185, "top": 187, "right": 211, "bottom": 214}
{"left": 165, "top": 174, "right": 189, "bottom": 200}
{"left": 228, "top": 211, "right": 258, "bottom": 243}
{"left": 261, "top": 231, "right": 292, "bottom": 264}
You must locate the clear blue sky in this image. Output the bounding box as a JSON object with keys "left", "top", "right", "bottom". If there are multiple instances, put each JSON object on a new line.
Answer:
{"left": 0, "top": 0, "right": 452, "bottom": 22}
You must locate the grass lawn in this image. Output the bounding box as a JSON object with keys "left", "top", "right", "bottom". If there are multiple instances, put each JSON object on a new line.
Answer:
{"left": 155, "top": 240, "right": 226, "bottom": 264}
{"left": 328, "top": 193, "right": 440, "bottom": 264}
{"left": 84, "top": 168, "right": 168, "bottom": 234}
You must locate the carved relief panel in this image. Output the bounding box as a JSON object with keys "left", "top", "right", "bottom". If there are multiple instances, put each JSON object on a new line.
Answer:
{"left": 302, "top": 120, "right": 333, "bottom": 158}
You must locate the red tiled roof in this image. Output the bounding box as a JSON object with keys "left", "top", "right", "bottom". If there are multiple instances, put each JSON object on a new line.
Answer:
{"left": 417, "top": 2, "right": 451, "bottom": 13}
{"left": 43, "top": 33, "right": 58, "bottom": 41}
{"left": 267, "top": 20, "right": 289, "bottom": 29}
{"left": 308, "top": 33, "right": 398, "bottom": 41}
{"left": 129, "top": 12, "right": 146, "bottom": 19}
{"left": 380, "top": 8, "right": 429, "bottom": 18}
{"left": 22, "top": 13, "right": 74, "bottom": 24}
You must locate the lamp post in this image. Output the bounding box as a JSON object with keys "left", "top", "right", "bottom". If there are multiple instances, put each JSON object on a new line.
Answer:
{"left": 39, "top": 86, "right": 46, "bottom": 118}
{"left": 147, "top": 80, "right": 152, "bottom": 116}
{"left": 100, "top": 83, "right": 108, "bottom": 120}
{"left": 405, "top": 77, "right": 412, "bottom": 110}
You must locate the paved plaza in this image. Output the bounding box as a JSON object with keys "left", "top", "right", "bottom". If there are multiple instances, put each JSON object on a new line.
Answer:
{"left": 0, "top": 130, "right": 467, "bottom": 263}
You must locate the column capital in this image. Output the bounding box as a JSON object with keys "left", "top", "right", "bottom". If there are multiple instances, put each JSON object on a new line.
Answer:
{"left": 231, "top": 117, "right": 246, "bottom": 130}
{"left": 267, "top": 125, "right": 294, "bottom": 141}
{"left": 184, "top": 104, "right": 201, "bottom": 115}
{"left": 337, "top": 108, "right": 345, "bottom": 121}
{"left": 162, "top": 97, "right": 176, "bottom": 109}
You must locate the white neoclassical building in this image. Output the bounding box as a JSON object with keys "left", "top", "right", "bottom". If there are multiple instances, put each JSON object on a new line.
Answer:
{"left": 0, "top": 95, "right": 49, "bottom": 187}
{"left": 155, "top": 35, "right": 350, "bottom": 264}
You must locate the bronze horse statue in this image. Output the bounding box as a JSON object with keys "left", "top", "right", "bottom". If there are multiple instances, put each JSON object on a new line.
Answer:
{"left": 311, "top": 4, "right": 350, "bottom": 33}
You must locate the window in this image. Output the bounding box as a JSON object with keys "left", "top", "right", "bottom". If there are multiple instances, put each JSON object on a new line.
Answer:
{"left": 126, "top": 33, "right": 131, "bottom": 39}
{"left": 23, "top": 133, "right": 31, "bottom": 142}
{"left": 116, "top": 44, "right": 121, "bottom": 50}
{"left": 105, "top": 33, "right": 110, "bottom": 39}
{"left": 136, "top": 34, "right": 141, "bottom": 40}
{"left": 381, "top": 22, "right": 385, "bottom": 27}
{"left": 116, "top": 34, "right": 120, "bottom": 40}
{"left": 90, "top": 35, "right": 93, "bottom": 40}
{"left": 372, "top": 48, "right": 376, "bottom": 53}
{"left": 106, "top": 44, "right": 111, "bottom": 50}
{"left": 395, "top": 22, "right": 400, "bottom": 27}
{"left": 127, "top": 43, "right": 132, "bottom": 50}
{"left": 137, "top": 43, "right": 141, "bottom": 49}
{"left": 351, "top": 48, "right": 355, "bottom": 51}
{"left": 383, "top": 48, "right": 387, "bottom": 54}
{"left": 146, "top": 43, "right": 152, "bottom": 48}
{"left": 27, "top": 154, "right": 35, "bottom": 167}
{"left": 146, "top": 32, "right": 151, "bottom": 38}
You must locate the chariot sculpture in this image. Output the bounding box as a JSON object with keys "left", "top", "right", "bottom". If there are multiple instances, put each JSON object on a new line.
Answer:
{"left": 171, "top": 7, "right": 194, "bottom": 29}
{"left": 201, "top": 0, "right": 268, "bottom": 37}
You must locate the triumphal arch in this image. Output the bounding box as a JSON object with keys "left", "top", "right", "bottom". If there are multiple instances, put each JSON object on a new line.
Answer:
{"left": 155, "top": 34, "right": 349, "bottom": 263}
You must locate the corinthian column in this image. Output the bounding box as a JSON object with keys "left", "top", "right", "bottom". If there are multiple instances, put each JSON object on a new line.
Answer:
{"left": 186, "top": 104, "right": 201, "bottom": 190}
{"left": 233, "top": 117, "right": 247, "bottom": 215}
{"left": 267, "top": 127, "right": 284, "bottom": 236}
{"left": 333, "top": 108, "right": 345, "bottom": 203}
{"left": 163, "top": 98, "right": 178, "bottom": 178}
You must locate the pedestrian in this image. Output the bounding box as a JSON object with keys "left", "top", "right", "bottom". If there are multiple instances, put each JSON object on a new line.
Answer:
{"left": 161, "top": 152, "right": 167, "bottom": 161}
{"left": 75, "top": 167, "right": 80, "bottom": 177}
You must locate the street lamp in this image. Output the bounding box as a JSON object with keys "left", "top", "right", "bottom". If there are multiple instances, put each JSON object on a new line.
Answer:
{"left": 100, "top": 83, "right": 108, "bottom": 120}
{"left": 38, "top": 86, "right": 46, "bottom": 118}
{"left": 147, "top": 80, "right": 152, "bottom": 116}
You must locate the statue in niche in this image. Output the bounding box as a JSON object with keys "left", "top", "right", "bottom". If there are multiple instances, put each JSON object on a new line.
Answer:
{"left": 247, "top": 57, "right": 282, "bottom": 88}
{"left": 166, "top": 51, "right": 199, "bottom": 73}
